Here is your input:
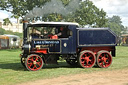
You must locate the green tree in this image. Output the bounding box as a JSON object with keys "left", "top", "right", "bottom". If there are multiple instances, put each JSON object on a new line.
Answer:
{"left": 3, "top": 18, "right": 12, "bottom": 26}
{"left": 107, "top": 16, "right": 125, "bottom": 36}
{"left": 0, "top": 0, "right": 107, "bottom": 28}
{"left": 0, "top": 0, "right": 50, "bottom": 21}
{"left": 73, "top": 0, "right": 108, "bottom": 27}
{"left": 11, "top": 15, "right": 20, "bottom": 23}
{"left": 0, "top": 27, "right": 5, "bottom": 35}
{"left": 38, "top": 0, "right": 107, "bottom": 27}
{"left": 122, "top": 27, "right": 128, "bottom": 34}
{"left": 11, "top": 15, "right": 20, "bottom": 31}
{"left": 0, "top": 27, "right": 22, "bottom": 37}
{"left": 0, "top": 0, "right": 51, "bottom": 17}
{"left": 42, "top": 13, "right": 63, "bottom": 22}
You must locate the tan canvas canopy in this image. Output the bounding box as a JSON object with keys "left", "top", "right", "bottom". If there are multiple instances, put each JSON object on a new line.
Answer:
{"left": 0, "top": 35, "right": 9, "bottom": 39}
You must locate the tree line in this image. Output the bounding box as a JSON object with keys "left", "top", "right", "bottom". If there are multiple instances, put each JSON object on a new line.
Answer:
{"left": 0, "top": 27, "right": 22, "bottom": 38}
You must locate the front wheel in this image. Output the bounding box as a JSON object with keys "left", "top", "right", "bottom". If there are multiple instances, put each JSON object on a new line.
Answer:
{"left": 25, "top": 54, "right": 44, "bottom": 71}
{"left": 21, "top": 56, "right": 26, "bottom": 68}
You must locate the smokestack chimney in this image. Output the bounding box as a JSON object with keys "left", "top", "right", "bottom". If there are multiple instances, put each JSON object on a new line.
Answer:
{"left": 22, "top": 19, "right": 28, "bottom": 44}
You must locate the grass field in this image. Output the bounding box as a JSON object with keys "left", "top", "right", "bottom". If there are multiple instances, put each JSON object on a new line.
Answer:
{"left": 0, "top": 46, "right": 128, "bottom": 85}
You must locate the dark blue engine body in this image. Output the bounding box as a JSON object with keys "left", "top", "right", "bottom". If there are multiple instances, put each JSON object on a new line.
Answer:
{"left": 56, "top": 27, "right": 117, "bottom": 54}
{"left": 77, "top": 28, "right": 117, "bottom": 47}
{"left": 23, "top": 22, "right": 117, "bottom": 55}
{"left": 60, "top": 25, "right": 77, "bottom": 54}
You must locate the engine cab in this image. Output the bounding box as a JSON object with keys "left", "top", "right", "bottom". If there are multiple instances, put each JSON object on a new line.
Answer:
{"left": 22, "top": 22, "right": 79, "bottom": 54}
{"left": 21, "top": 22, "right": 79, "bottom": 71}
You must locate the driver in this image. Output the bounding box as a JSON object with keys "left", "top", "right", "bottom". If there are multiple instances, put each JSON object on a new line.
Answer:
{"left": 57, "top": 27, "right": 68, "bottom": 38}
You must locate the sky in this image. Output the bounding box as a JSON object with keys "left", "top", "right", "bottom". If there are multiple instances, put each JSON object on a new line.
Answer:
{"left": 0, "top": 0, "right": 128, "bottom": 26}
{"left": 89, "top": 0, "right": 128, "bottom": 26}
{"left": 0, "top": 10, "right": 16, "bottom": 23}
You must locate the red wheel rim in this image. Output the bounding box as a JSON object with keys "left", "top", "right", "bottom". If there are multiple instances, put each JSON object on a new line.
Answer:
{"left": 26, "top": 55, "right": 43, "bottom": 71}
{"left": 80, "top": 52, "right": 95, "bottom": 68}
{"left": 97, "top": 52, "right": 112, "bottom": 68}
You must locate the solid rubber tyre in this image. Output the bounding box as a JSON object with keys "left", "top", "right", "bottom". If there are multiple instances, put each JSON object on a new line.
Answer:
{"left": 96, "top": 50, "right": 112, "bottom": 68}
{"left": 25, "top": 54, "right": 44, "bottom": 71}
{"left": 21, "top": 56, "right": 26, "bottom": 68}
{"left": 78, "top": 50, "right": 96, "bottom": 68}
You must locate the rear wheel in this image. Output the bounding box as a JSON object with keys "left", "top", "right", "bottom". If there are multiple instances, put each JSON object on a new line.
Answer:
{"left": 78, "top": 50, "right": 96, "bottom": 68}
{"left": 96, "top": 51, "right": 112, "bottom": 68}
{"left": 25, "top": 54, "right": 44, "bottom": 71}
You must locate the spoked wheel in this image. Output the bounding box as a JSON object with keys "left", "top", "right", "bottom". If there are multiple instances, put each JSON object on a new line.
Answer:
{"left": 78, "top": 50, "right": 96, "bottom": 68}
{"left": 21, "top": 56, "right": 26, "bottom": 68}
{"left": 96, "top": 51, "right": 112, "bottom": 68}
{"left": 25, "top": 54, "right": 44, "bottom": 71}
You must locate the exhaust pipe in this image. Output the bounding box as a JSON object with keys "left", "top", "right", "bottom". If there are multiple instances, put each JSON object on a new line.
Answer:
{"left": 22, "top": 20, "right": 31, "bottom": 54}
{"left": 23, "top": 19, "right": 28, "bottom": 44}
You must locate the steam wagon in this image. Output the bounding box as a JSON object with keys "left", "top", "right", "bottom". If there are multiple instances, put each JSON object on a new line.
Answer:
{"left": 20, "top": 21, "right": 117, "bottom": 71}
